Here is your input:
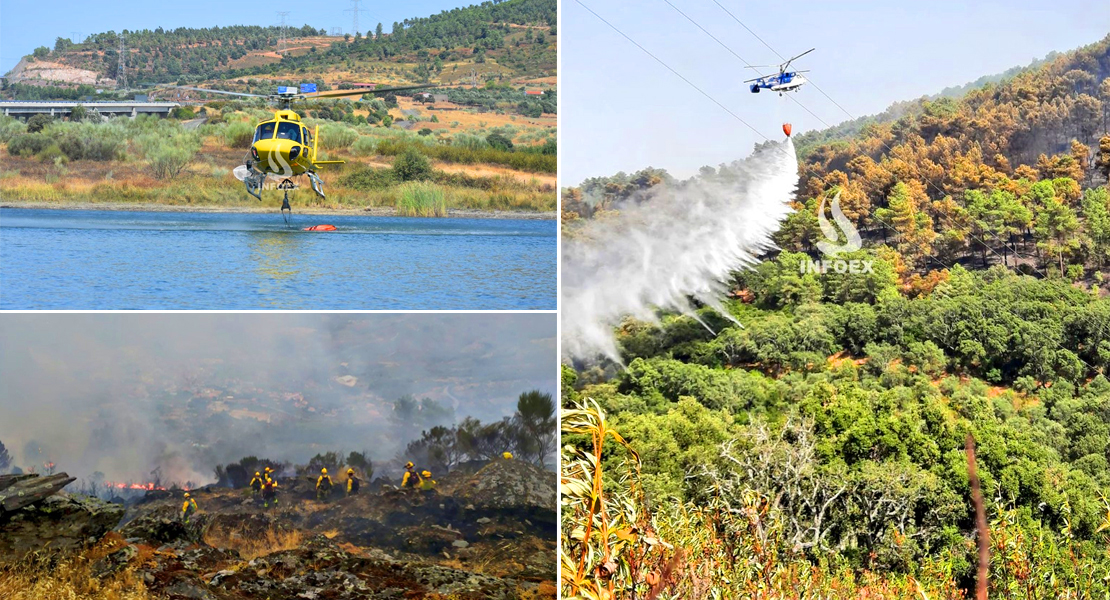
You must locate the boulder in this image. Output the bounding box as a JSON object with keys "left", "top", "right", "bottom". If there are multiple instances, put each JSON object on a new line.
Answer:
{"left": 118, "top": 511, "right": 200, "bottom": 545}
{"left": 0, "top": 473, "right": 77, "bottom": 513}
{"left": 0, "top": 493, "right": 124, "bottom": 562}
{"left": 453, "top": 459, "right": 556, "bottom": 513}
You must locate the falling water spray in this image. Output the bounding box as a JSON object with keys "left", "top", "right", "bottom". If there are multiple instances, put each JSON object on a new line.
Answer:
{"left": 562, "top": 139, "right": 799, "bottom": 361}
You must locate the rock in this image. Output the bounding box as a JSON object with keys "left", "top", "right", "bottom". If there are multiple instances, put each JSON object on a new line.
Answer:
{"left": 451, "top": 539, "right": 469, "bottom": 548}
{"left": 165, "top": 581, "right": 217, "bottom": 600}
{"left": 453, "top": 459, "right": 555, "bottom": 513}
{"left": 0, "top": 494, "right": 124, "bottom": 563}
{"left": 0, "top": 473, "right": 77, "bottom": 513}
{"left": 476, "top": 517, "right": 492, "bottom": 524}
{"left": 92, "top": 544, "right": 137, "bottom": 578}
{"left": 118, "top": 512, "right": 197, "bottom": 545}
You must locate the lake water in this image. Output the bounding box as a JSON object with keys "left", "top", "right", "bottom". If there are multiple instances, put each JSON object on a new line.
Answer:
{"left": 0, "top": 208, "right": 556, "bottom": 309}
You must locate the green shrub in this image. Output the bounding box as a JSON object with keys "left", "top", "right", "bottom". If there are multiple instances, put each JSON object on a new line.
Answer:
{"left": 69, "top": 105, "right": 88, "bottom": 122}
{"left": 26, "top": 114, "right": 52, "bottom": 133}
{"left": 351, "top": 136, "right": 378, "bottom": 157}
{"left": 170, "top": 106, "right": 197, "bottom": 120}
{"left": 57, "top": 132, "right": 121, "bottom": 161}
{"left": 0, "top": 117, "right": 27, "bottom": 143}
{"left": 418, "top": 128, "right": 433, "bottom": 136}
{"left": 319, "top": 123, "right": 358, "bottom": 150}
{"left": 140, "top": 132, "right": 200, "bottom": 180}
{"left": 397, "top": 182, "right": 447, "bottom": 217}
{"left": 340, "top": 166, "right": 398, "bottom": 190}
{"left": 38, "top": 144, "right": 65, "bottom": 163}
{"left": 452, "top": 133, "right": 488, "bottom": 150}
{"left": 8, "top": 133, "right": 51, "bottom": 156}
{"left": 392, "top": 148, "right": 433, "bottom": 181}
{"left": 486, "top": 132, "right": 514, "bottom": 151}
{"left": 223, "top": 121, "right": 254, "bottom": 148}
{"left": 377, "top": 138, "right": 555, "bottom": 173}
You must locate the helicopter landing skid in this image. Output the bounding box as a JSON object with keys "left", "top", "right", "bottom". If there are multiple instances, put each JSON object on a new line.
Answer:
{"left": 307, "top": 171, "right": 326, "bottom": 199}
{"left": 244, "top": 168, "right": 265, "bottom": 201}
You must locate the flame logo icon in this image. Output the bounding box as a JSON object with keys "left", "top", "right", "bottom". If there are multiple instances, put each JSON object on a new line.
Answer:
{"left": 815, "top": 190, "right": 861, "bottom": 257}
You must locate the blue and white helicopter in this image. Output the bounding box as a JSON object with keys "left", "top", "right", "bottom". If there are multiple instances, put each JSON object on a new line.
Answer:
{"left": 746, "top": 48, "right": 814, "bottom": 95}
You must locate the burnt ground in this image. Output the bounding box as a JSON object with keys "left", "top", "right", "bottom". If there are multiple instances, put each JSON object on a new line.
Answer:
{"left": 1, "top": 461, "right": 556, "bottom": 599}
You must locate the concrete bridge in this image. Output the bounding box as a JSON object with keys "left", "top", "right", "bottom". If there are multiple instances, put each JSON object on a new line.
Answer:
{"left": 0, "top": 101, "right": 180, "bottom": 119}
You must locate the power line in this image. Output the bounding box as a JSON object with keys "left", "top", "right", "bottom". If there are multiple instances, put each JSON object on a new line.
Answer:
{"left": 344, "top": 0, "right": 370, "bottom": 37}
{"left": 572, "top": 0, "right": 765, "bottom": 140}
{"left": 574, "top": 0, "right": 1110, "bottom": 376}
{"left": 116, "top": 33, "right": 126, "bottom": 90}
{"left": 276, "top": 11, "right": 291, "bottom": 55}
{"left": 709, "top": 0, "right": 857, "bottom": 121}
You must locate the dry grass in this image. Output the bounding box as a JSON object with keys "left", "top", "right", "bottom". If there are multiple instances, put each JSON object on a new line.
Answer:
{"left": 0, "top": 144, "right": 556, "bottom": 213}
{"left": 0, "top": 537, "right": 153, "bottom": 600}
{"left": 203, "top": 524, "right": 304, "bottom": 561}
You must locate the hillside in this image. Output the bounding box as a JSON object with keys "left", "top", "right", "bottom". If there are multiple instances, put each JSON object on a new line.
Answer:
{"left": 5, "top": 0, "right": 556, "bottom": 92}
{"left": 560, "top": 35, "right": 1110, "bottom": 599}
{"left": 0, "top": 0, "right": 557, "bottom": 215}
{"left": 565, "top": 35, "right": 1109, "bottom": 282}
{"left": 0, "top": 460, "right": 555, "bottom": 599}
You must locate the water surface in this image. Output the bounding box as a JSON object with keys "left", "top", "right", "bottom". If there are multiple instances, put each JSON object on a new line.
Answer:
{"left": 0, "top": 208, "right": 556, "bottom": 309}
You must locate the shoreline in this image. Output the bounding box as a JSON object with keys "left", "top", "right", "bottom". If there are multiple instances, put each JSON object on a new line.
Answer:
{"left": 0, "top": 201, "right": 557, "bottom": 220}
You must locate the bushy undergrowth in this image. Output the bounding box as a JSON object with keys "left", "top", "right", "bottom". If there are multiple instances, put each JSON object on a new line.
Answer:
{"left": 397, "top": 181, "right": 448, "bottom": 217}
{"left": 376, "top": 138, "right": 556, "bottom": 173}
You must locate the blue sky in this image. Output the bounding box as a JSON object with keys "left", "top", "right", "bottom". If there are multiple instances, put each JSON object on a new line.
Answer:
{"left": 562, "top": 0, "right": 1110, "bottom": 183}
{"left": 0, "top": 0, "right": 470, "bottom": 74}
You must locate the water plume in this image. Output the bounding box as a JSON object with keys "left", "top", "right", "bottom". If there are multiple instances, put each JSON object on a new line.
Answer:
{"left": 562, "top": 139, "right": 799, "bottom": 361}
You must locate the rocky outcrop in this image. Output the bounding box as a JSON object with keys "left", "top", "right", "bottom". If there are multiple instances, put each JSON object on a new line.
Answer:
{"left": 0, "top": 473, "right": 76, "bottom": 512}
{"left": 453, "top": 459, "right": 556, "bottom": 513}
{"left": 118, "top": 510, "right": 202, "bottom": 545}
{"left": 0, "top": 487, "right": 124, "bottom": 562}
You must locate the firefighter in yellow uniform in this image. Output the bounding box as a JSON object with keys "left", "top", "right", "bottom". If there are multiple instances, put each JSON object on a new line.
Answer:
{"left": 418, "top": 470, "right": 437, "bottom": 491}
{"left": 249, "top": 471, "right": 264, "bottom": 497}
{"left": 401, "top": 461, "right": 422, "bottom": 489}
{"left": 181, "top": 493, "right": 198, "bottom": 524}
{"left": 346, "top": 468, "right": 360, "bottom": 497}
{"left": 262, "top": 476, "right": 279, "bottom": 508}
{"left": 316, "top": 468, "right": 333, "bottom": 501}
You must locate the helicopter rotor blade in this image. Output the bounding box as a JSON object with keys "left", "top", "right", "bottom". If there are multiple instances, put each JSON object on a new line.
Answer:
{"left": 780, "top": 47, "right": 815, "bottom": 73}
{"left": 302, "top": 84, "right": 439, "bottom": 100}
{"left": 169, "top": 86, "right": 268, "bottom": 98}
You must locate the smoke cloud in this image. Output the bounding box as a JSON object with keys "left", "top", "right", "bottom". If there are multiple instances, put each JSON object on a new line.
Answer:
{"left": 0, "top": 314, "right": 555, "bottom": 486}
{"left": 562, "top": 139, "right": 799, "bottom": 360}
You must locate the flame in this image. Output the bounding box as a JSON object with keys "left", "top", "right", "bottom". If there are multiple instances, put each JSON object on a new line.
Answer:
{"left": 104, "top": 482, "right": 189, "bottom": 492}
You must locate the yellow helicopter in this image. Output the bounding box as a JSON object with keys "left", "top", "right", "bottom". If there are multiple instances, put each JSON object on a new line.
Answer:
{"left": 173, "top": 83, "right": 434, "bottom": 221}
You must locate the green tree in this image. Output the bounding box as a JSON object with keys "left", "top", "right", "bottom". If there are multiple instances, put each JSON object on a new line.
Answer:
{"left": 392, "top": 148, "right": 431, "bottom": 181}
{"left": 516, "top": 390, "right": 556, "bottom": 466}
{"left": 26, "top": 114, "right": 52, "bottom": 133}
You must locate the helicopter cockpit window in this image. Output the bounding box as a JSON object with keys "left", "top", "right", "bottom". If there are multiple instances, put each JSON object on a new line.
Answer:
{"left": 276, "top": 122, "right": 301, "bottom": 143}
{"left": 253, "top": 122, "right": 276, "bottom": 143}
